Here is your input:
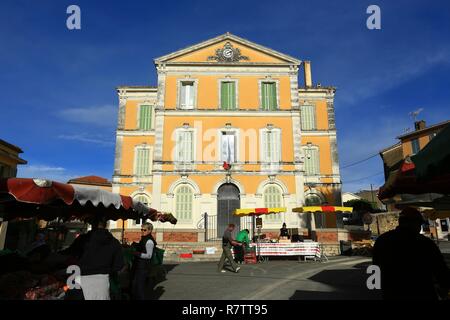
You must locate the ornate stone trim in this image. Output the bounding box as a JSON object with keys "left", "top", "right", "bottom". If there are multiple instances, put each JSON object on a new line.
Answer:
{"left": 207, "top": 42, "right": 249, "bottom": 63}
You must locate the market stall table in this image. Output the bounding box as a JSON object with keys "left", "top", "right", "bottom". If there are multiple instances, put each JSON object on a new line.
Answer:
{"left": 248, "top": 241, "right": 321, "bottom": 261}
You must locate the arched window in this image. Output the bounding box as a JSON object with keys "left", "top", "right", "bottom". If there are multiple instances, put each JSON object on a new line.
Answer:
{"left": 305, "top": 194, "right": 325, "bottom": 228}
{"left": 131, "top": 194, "right": 151, "bottom": 227}
{"left": 175, "top": 185, "right": 193, "bottom": 221}
{"left": 263, "top": 185, "right": 283, "bottom": 221}
{"left": 305, "top": 194, "right": 322, "bottom": 206}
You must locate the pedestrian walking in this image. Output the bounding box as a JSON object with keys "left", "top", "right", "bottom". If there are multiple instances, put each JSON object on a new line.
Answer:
{"left": 373, "top": 207, "right": 450, "bottom": 300}
{"left": 218, "top": 224, "right": 242, "bottom": 273}
{"left": 131, "top": 222, "right": 156, "bottom": 300}
{"left": 78, "top": 217, "right": 124, "bottom": 300}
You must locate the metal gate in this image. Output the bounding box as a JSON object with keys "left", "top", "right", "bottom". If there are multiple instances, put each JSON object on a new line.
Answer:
{"left": 217, "top": 183, "right": 241, "bottom": 237}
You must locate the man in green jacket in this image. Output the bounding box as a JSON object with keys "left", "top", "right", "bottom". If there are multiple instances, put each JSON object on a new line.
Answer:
{"left": 234, "top": 229, "right": 250, "bottom": 264}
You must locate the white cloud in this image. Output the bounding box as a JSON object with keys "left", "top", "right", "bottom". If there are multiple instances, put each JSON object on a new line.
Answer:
{"left": 58, "top": 134, "right": 114, "bottom": 147}
{"left": 334, "top": 47, "right": 450, "bottom": 106}
{"left": 58, "top": 105, "right": 117, "bottom": 127}
{"left": 17, "top": 164, "right": 80, "bottom": 183}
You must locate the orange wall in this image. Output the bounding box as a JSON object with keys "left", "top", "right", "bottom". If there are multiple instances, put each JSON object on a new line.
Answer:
{"left": 161, "top": 174, "right": 296, "bottom": 195}
{"left": 120, "top": 136, "right": 155, "bottom": 175}
{"left": 164, "top": 75, "right": 292, "bottom": 110}
{"left": 162, "top": 116, "right": 294, "bottom": 163}
{"left": 171, "top": 40, "right": 288, "bottom": 64}
{"left": 301, "top": 136, "right": 333, "bottom": 175}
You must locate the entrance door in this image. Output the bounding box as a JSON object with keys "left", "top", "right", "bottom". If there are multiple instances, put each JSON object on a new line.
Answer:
{"left": 217, "top": 184, "right": 241, "bottom": 237}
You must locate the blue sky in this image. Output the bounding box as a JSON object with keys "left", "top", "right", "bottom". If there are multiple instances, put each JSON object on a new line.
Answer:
{"left": 1, "top": 0, "right": 450, "bottom": 192}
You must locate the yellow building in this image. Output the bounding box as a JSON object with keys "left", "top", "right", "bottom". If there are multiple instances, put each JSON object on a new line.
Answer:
{"left": 111, "top": 33, "right": 342, "bottom": 242}
{"left": 0, "top": 139, "right": 27, "bottom": 178}
{"left": 0, "top": 139, "right": 27, "bottom": 249}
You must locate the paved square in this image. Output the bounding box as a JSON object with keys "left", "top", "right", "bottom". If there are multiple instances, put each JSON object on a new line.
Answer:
{"left": 153, "top": 257, "right": 382, "bottom": 300}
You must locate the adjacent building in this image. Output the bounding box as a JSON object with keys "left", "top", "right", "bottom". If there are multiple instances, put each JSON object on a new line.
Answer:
{"left": 111, "top": 33, "right": 342, "bottom": 242}
{"left": 0, "top": 139, "right": 27, "bottom": 249}
{"left": 0, "top": 139, "right": 27, "bottom": 178}
{"left": 379, "top": 119, "right": 450, "bottom": 239}
{"left": 67, "top": 175, "right": 112, "bottom": 191}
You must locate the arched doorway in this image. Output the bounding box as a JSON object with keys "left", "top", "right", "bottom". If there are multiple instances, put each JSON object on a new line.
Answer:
{"left": 217, "top": 183, "right": 241, "bottom": 237}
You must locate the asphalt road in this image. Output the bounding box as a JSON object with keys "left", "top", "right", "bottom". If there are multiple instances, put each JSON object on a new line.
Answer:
{"left": 151, "top": 256, "right": 382, "bottom": 300}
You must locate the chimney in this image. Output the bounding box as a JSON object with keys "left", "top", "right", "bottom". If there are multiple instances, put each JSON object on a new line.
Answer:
{"left": 303, "top": 61, "right": 312, "bottom": 88}
{"left": 414, "top": 120, "right": 426, "bottom": 131}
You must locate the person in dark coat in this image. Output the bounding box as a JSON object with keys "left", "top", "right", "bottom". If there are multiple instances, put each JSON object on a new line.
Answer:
{"left": 373, "top": 207, "right": 450, "bottom": 300}
{"left": 279, "top": 223, "right": 290, "bottom": 239}
{"left": 77, "top": 218, "right": 124, "bottom": 300}
{"left": 131, "top": 222, "right": 156, "bottom": 300}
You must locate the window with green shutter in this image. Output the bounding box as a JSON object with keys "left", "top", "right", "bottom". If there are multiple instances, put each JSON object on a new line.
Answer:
{"left": 139, "top": 105, "right": 152, "bottom": 130}
{"left": 176, "top": 130, "right": 194, "bottom": 163}
{"left": 261, "top": 129, "right": 281, "bottom": 166}
{"left": 264, "top": 185, "right": 282, "bottom": 221}
{"left": 135, "top": 147, "right": 151, "bottom": 176}
{"left": 304, "top": 147, "right": 320, "bottom": 175}
{"left": 261, "top": 82, "right": 277, "bottom": 110}
{"left": 220, "top": 81, "right": 236, "bottom": 110}
{"left": 175, "top": 185, "right": 193, "bottom": 221}
{"left": 301, "top": 105, "right": 316, "bottom": 130}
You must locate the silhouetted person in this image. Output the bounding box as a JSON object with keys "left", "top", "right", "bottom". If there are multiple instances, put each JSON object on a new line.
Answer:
{"left": 78, "top": 217, "right": 124, "bottom": 300}
{"left": 373, "top": 207, "right": 449, "bottom": 300}
{"left": 280, "top": 222, "right": 290, "bottom": 239}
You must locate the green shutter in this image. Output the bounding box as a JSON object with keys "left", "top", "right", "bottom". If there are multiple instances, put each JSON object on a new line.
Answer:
{"left": 135, "top": 148, "right": 151, "bottom": 176}
{"left": 262, "top": 83, "right": 268, "bottom": 110}
{"left": 262, "top": 82, "right": 277, "bottom": 110}
{"left": 264, "top": 185, "right": 282, "bottom": 220}
{"left": 301, "top": 105, "right": 316, "bottom": 130}
{"left": 230, "top": 82, "right": 236, "bottom": 110}
{"left": 139, "top": 105, "right": 152, "bottom": 130}
{"left": 221, "top": 82, "right": 229, "bottom": 110}
{"left": 176, "top": 186, "right": 193, "bottom": 221}
{"left": 269, "top": 83, "right": 277, "bottom": 110}
{"left": 221, "top": 82, "right": 236, "bottom": 110}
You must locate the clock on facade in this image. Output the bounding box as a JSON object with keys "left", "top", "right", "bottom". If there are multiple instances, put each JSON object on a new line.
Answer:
{"left": 208, "top": 41, "right": 249, "bottom": 63}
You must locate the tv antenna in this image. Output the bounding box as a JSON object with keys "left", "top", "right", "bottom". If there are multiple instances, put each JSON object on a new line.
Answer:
{"left": 409, "top": 108, "right": 423, "bottom": 122}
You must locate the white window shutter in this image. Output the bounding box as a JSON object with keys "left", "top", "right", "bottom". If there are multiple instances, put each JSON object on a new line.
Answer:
{"left": 228, "top": 135, "right": 235, "bottom": 163}
{"left": 187, "top": 131, "right": 193, "bottom": 162}
{"left": 180, "top": 85, "right": 186, "bottom": 109}
{"left": 274, "top": 130, "right": 281, "bottom": 162}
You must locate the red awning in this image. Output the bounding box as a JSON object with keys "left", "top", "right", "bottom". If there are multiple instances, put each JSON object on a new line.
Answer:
{"left": 0, "top": 178, "right": 176, "bottom": 224}
{"left": 378, "top": 160, "right": 450, "bottom": 200}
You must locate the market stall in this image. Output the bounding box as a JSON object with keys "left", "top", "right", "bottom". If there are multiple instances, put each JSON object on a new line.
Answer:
{"left": 0, "top": 178, "right": 177, "bottom": 300}
{"left": 233, "top": 207, "right": 324, "bottom": 262}
{"left": 292, "top": 206, "right": 354, "bottom": 260}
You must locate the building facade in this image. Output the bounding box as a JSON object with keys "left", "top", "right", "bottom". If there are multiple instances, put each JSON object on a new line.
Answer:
{"left": 0, "top": 139, "right": 27, "bottom": 178}
{"left": 111, "top": 33, "right": 341, "bottom": 242}
{"left": 0, "top": 139, "right": 27, "bottom": 249}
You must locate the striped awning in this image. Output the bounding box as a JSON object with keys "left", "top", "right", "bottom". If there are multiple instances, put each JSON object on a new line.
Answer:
{"left": 292, "top": 206, "right": 353, "bottom": 213}
{"left": 234, "top": 207, "right": 287, "bottom": 217}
